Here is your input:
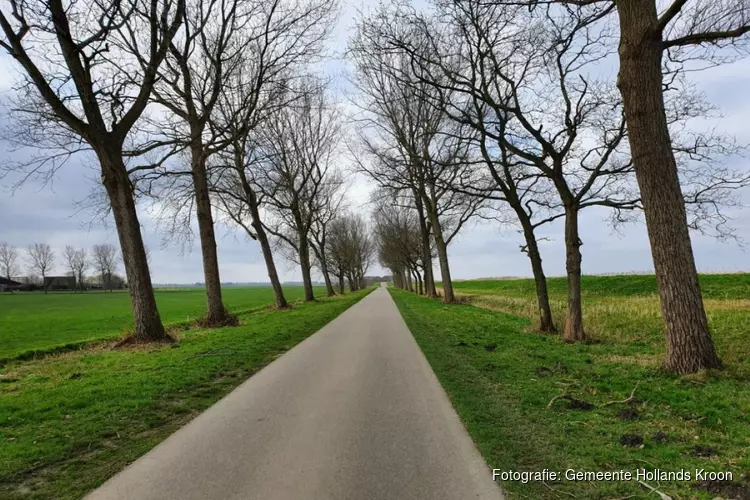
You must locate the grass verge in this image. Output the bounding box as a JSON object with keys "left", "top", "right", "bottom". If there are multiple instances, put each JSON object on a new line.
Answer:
{"left": 0, "top": 286, "right": 326, "bottom": 360}
{"left": 389, "top": 288, "right": 750, "bottom": 500}
{"left": 0, "top": 289, "right": 371, "bottom": 500}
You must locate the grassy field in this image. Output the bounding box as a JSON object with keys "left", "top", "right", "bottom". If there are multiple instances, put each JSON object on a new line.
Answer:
{"left": 450, "top": 274, "right": 750, "bottom": 371}
{"left": 392, "top": 274, "right": 750, "bottom": 500}
{"left": 0, "top": 286, "right": 324, "bottom": 360}
{"left": 0, "top": 288, "right": 372, "bottom": 500}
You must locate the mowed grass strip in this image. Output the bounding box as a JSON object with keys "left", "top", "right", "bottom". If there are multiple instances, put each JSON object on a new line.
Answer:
{"left": 0, "top": 286, "right": 324, "bottom": 360}
{"left": 0, "top": 289, "right": 371, "bottom": 500}
{"left": 389, "top": 288, "right": 750, "bottom": 500}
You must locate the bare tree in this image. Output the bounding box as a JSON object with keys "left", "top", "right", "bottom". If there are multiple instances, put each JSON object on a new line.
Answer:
{"left": 612, "top": 0, "right": 750, "bottom": 373}
{"left": 463, "top": 2, "right": 750, "bottom": 363}
{"left": 350, "top": 13, "right": 484, "bottom": 304}
{"left": 371, "top": 194, "right": 425, "bottom": 292}
{"left": 309, "top": 172, "right": 346, "bottom": 296}
{"left": 92, "top": 244, "right": 119, "bottom": 292}
{"left": 255, "top": 82, "right": 341, "bottom": 302}
{"left": 0, "top": 0, "right": 184, "bottom": 340}
{"left": 480, "top": 0, "right": 750, "bottom": 372}
{"left": 63, "top": 245, "right": 88, "bottom": 293}
{"left": 372, "top": 1, "right": 749, "bottom": 351}
{"left": 74, "top": 248, "right": 89, "bottom": 292}
{"left": 136, "top": 0, "right": 252, "bottom": 325}
{"left": 328, "top": 213, "right": 375, "bottom": 291}
{"left": 0, "top": 242, "right": 20, "bottom": 292}
{"left": 27, "top": 243, "right": 54, "bottom": 293}
{"left": 206, "top": 0, "right": 336, "bottom": 309}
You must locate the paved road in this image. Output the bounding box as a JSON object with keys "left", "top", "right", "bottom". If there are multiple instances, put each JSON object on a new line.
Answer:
{"left": 86, "top": 286, "right": 503, "bottom": 500}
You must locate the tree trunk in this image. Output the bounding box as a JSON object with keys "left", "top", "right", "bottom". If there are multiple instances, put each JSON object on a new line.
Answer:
{"left": 191, "top": 150, "right": 232, "bottom": 325}
{"left": 519, "top": 215, "right": 556, "bottom": 333}
{"left": 562, "top": 204, "right": 585, "bottom": 342}
{"left": 616, "top": 0, "right": 722, "bottom": 373}
{"left": 240, "top": 172, "right": 288, "bottom": 309}
{"left": 253, "top": 219, "right": 288, "bottom": 309}
{"left": 321, "top": 271, "right": 335, "bottom": 297}
{"left": 427, "top": 209, "right": 456, "bottom": 304}
{"left": 416, "top": 268, "right": 423, "bottom": 296}
{"left": 298, "top": 232, "right": 315, "bottom": 302}
{"left": 317, "top": 246, "right": 336, "bottom": 297}
{"left": 415, "top": 199, "right": 437, "bottom": 298}
{"left": 99, "top": 149, "right": 166, "bottom": 341}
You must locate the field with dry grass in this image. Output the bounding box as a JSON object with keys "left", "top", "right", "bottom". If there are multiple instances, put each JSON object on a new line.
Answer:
{"left": 451, "top": 274, "right": 750, "bottom": 376}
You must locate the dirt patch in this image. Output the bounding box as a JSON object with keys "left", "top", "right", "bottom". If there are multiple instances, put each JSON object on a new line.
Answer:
{"left": 620, "top": 434, "right": 644, "bottom": 447}
{"left": 484, "top": 344, "right": 497, "bottom": 352}
{"left": 535, "top": 367, "right": 553, "bottom": 377}
{"left": 69, "top": 373, "right": 83, "bottom": 380}
{"left": 547, "top": 394, "right": 595, "bottom": 410}
{"left": 535, "top": 363, "right": 568, "bottom": 377}
{"left": 651, "top": 431, "right": 668, "bottom": 443}
{"left": 567, "top": 398, "right": 595, "bottom": 410}
{"left": 617, "top": 408, "right": 640, "bottom": 421}
{"left": 455, "top": 341, "right": 468, "bottom": 347}
{"left": 690, "top": 445, "right": 718, "bottom": 457}
{"left": 693, "top": 479, "right": 750, "bottom": 499}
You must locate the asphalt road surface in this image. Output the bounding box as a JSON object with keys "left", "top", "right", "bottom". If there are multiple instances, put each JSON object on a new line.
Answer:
{"left": 85, "top": 285, "right": 503, "bottom": 500}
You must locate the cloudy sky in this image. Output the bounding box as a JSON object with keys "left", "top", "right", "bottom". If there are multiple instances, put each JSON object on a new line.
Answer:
{"left": 1, "top": 1, "right": 748, "bottom": 284}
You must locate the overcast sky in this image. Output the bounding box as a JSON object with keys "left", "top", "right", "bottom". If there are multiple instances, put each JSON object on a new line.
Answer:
{"left": 1, "top": 1, "right": 748, "bottom": 284}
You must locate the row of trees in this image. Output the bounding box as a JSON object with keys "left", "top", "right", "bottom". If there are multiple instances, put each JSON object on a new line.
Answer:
{"left": 356, "top": 0, "right": 750, "bottom": 374}
{"left": 0, "top": 242, "right": 123, "bottom": 292}
{"left": 0, "top": 0, "right": 372, "bottom": 338}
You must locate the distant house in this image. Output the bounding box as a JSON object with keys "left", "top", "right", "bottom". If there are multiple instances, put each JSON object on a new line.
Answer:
{"left": 0, "top": 277, "right": 22, "bottom": 291}
{"left": 44, "top": 276, "right": 77, "bottom": 290}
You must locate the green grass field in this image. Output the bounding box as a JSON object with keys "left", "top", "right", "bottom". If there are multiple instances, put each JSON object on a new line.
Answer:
{"left": 0, "top": 288, "right": 372, "bottom": 500}
{"left": 393, "top": 274, "right": 750, "bottom": 499}
{"left": 452, "top": 273, "right": 750, "bottom": 300}
{"left": 0, "top": 286, "right": 324, "bottom": 360}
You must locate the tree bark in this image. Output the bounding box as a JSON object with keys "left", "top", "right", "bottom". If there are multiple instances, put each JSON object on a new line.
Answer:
{"left": 316, "top": 243, "right": 336, "bottom": 297}
{"left": 297, "top": 230, "right": 315, "bottom": 302}
{"left": 99, "top": 148, "right": 166, "bottom": 341}
{"left": 191, "top": 148, "right": 232, "bottom": 325}
{"left": 562, "top": 204, "right": 585, "bottom": 342}
{"left": 616, "top": 0, "right": 722, "bottom": 373}
{"left": 338, "top": 272, "right": 345, "bottom": 294}
{"left": 427, "top": 208, "right": 456, "bottom": 304}
{"left": 252, "top": 218, "right": 288, "bottom": 309}
{"left": 238, "top": 166, "right": 288, "bottom": 309}
{"left": 518, "top": 214, "right": 556, "bottom": 333}
{"left": 415, "top": 198, "right": 437, "bottom": 298}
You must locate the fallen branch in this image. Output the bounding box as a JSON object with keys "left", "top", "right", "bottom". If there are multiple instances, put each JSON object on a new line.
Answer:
{"left": 602, "top": 383, "right": 640, "bottom": 406}
{"left": 636, "top": 480, "right": 672, "bottom": 500}
{"left": 547, "top": 393, "right": 572, "bottom": 409}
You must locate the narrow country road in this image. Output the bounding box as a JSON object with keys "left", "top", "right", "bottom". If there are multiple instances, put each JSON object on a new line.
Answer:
{"left": 85, "top": 286, "right": 503, "bottom": 500}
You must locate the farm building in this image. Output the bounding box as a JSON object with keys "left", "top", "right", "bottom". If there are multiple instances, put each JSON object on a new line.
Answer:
{"left": 44, "top": 276, "right": 77, "bottom": 290}
{"left": 0, "top": 277, "right": 22, "bottom": 291}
